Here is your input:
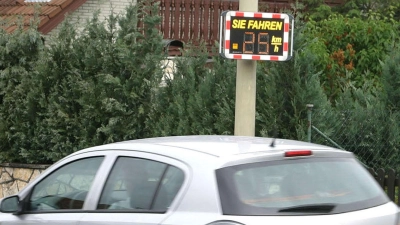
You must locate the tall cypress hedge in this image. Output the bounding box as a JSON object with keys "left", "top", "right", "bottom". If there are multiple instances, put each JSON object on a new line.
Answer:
{"left": 0, "top": 2, "right": 165, "bottom": 163}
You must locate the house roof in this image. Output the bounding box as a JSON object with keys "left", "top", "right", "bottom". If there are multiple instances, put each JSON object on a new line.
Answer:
{"left": 0, "top": 0, "right": 87, "bottom": 34}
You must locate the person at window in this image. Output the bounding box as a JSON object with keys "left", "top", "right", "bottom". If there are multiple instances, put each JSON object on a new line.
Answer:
{"left": 108, "top": 177, "right": 137, "bottom": 209}
{"left": 108, "top": 160, "right": 154, "bottom": 210}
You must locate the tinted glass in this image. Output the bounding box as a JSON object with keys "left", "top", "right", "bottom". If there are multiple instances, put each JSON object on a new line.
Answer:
{"left": 216, "top": 158, "right": 389, "bottom": 215}
{"left": 97, "top": 157, "right": 184, "bottom": 212}
{"left": 29, "top": 157, "right": 104, "bottom": 211}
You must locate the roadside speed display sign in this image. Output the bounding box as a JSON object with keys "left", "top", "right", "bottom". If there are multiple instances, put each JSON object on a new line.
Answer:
{"left": 219, "top": 11, "right": 294, "bottom": 61}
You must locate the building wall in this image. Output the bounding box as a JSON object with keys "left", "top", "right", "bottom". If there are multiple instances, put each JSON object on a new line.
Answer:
{"left": 0, "top": 164, "right": 50, "bottom": 199}
{"left": 48, "top": 0, "right": 136, "bottom": 37}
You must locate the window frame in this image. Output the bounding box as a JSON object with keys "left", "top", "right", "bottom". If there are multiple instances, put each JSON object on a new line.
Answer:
{"left": 20, "top": 152, "right": 108, "bottom": 214}
{"left": 80, "top": 150, "right": 189, "bottom": 213}
{"left": 93, "top": 153, "right": 187, "bottom": 213}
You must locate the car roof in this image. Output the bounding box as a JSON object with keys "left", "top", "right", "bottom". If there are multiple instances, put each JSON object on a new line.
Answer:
{"left": 72, "top": 135, "right": 344, "bottom": 158}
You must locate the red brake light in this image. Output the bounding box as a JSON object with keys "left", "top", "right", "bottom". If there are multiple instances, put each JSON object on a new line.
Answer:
{"left": 285, "top": 150, "right": 312, "bottom": 157}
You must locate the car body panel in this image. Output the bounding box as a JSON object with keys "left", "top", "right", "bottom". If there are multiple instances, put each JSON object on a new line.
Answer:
{"left": 162, "top": 202, "right": 399, "bottom": 225}
{"left": 78, "top": 212, "right": 167, "bottom": 225}
{"left": 0, "top": 212, "right": 84, "bottom": 225}
{"left": 227, "top": 202, "right": 399, "bottom": 225}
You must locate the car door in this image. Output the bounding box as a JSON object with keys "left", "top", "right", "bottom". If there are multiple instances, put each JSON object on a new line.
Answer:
{"left": 78, "top": 151, "right": 187, "bottom": 225}
{"left": 0, "top": 153, "right": 106, "bottom": 225}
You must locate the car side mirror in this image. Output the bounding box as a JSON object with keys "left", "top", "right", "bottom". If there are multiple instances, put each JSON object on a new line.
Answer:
{"left": 0, "top": 195, "right": 22, "bottom": 214}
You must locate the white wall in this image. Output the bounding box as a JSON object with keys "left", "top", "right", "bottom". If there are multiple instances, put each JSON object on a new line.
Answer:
{"left": 48, "top": 0, "right": 136, "bottom": 37}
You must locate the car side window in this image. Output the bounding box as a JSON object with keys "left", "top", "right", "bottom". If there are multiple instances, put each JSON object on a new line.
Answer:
{"left": 97, "top": 157, "right": 184, "bottom": 212}
{"left": 28, "top": 157, "right": 104, "bottom": 211}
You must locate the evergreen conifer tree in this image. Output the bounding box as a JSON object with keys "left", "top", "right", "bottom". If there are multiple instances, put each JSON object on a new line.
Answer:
{"left": 147, "top": 44, "right": 237, "bottom": 136}
{"left": 0, "top": 26, "right": 44, "bottom": 163}
{"left": 0, "top": 1, "right": 166, "bottom": 163}
{"left": 256, "top": 15, "right": 335, "bottom": 141}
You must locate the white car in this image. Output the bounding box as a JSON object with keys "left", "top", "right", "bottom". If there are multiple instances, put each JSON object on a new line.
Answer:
{"left": 0, "top": 135, "right": 398, "bottom": 225}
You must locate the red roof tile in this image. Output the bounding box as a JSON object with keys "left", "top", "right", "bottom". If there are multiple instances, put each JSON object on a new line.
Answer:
{"left": 0, "top": 0, "right": 87, "bottom": 34}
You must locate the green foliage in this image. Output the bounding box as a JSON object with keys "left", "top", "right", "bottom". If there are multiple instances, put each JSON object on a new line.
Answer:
{"left": 381, "top": 45, "right": 400, "bottom": 111}
{"left": 256, "top": 20, "right": 334, "bottom": 140}
{"left": 303, "top": 13, "right": 400, "bottom": 102}
{"left": 302, "top": 0, "right": 324, "bottom": 8}
{"left": 307, "top": 40, "right": 400, "bottom": 170}
{"left": 147, "top": 44, "right": 237, "bottom": 136}
{"left": 0, "top": 1, "right": 165, "bottom": 163}
{"left": 0, "top": 26, "right": 44, "bottom": 163}
{"left": 338, "top": 0, "right": 400, "bottom": 21}
{"left": 316, "top": 84, "right": 400, "bottom": 170}
{"left": 308, "top": 4, "right": 332, "bottom": 21}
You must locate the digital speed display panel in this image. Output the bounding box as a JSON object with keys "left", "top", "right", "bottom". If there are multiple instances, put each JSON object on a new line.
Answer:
{"left": 219, "top": 11, "right": 294, "bottom": 61}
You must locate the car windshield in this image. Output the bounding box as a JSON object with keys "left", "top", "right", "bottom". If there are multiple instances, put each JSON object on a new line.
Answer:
{"left": 216, "top": 157, "right": 389, "bottom": 215}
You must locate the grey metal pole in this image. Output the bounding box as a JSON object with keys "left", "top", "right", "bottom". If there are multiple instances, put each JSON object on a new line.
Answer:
{"left": 307, "top": 104, "right": 314, "bottom": 142}
{"left": 234, "top": 0, "right": 258, "bottom": 136}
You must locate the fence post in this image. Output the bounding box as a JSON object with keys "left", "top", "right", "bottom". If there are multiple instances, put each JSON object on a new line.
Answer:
{"left": 307, "top": 104, "right": 314, "bottom": 142}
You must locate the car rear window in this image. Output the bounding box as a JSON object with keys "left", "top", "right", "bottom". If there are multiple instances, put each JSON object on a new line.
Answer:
{"left": 216, "top": 157, "right": 389, "bottom": 215}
